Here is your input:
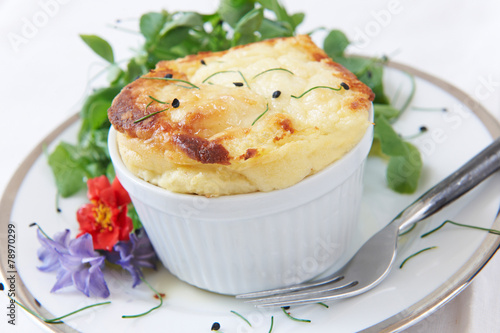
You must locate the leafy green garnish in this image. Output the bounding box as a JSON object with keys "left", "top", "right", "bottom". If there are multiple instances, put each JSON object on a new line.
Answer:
{"left": 48, "top": 0, "right": 422, "bottom": 201}
{"left": 80, "top": 35, "right": 115, "bottom": 63}
{"left": 323, "top": 29, "right": 422, "bottom": 193}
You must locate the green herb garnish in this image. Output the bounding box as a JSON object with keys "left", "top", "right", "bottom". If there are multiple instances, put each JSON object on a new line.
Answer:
{"left": 49, "top": 0, "right": 422, "bottom": 200}
{"left": 142, "top": 77, "right": 200, "bottom": 89}
{"left": 122, "top": 277, "right": 163, "bottom": 318}
{"left": 251, "top": 103, "right": 269, "bottom": 125}
{"left": 253, "top": 67, "right": 294, "bottom": 79}
{"left": 317, "top": 302, "right": 329, "bottom": 308}
{"left": 268, "top": 316, "right": 274, "bottom": 333}
{"left": 134, "top": 108, "right": 169, "bottom": 123}
{"left": 411, "top": 106, "right": 448, "bottom": 112}
{"left": 0, "top": 283, "right": 110, "bottom": 324}
{"left": 291, "top": 84, "right": 345, "bottom": 99}
{"left": 399, "top": 246, "right": 437, "bottom": 269}
{"left": 230, "top": 310, "right": 252, "bottom": 327}
{"left": 29, "top": 222, "right": 52, "bottom": 240}
{"left": 421, "top": 220, "right": 500, "bottom": 238}
{"left": 281, "top": 306, "right": 311, "bottom": 323}
{"left": 202, "top": 70, "right": 250, "bottom": 88}
{"left": 148, "top": 95, "right": 168, "bottom": 104}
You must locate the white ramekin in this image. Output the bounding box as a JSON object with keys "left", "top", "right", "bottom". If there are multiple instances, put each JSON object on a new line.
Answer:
{"left": 108, "top": 107, "right": 373, "bottom": 295}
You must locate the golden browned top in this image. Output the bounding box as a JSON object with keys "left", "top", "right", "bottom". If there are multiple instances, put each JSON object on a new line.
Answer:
{"left": 109, "top": 35, "right": 373, "bottom": 196}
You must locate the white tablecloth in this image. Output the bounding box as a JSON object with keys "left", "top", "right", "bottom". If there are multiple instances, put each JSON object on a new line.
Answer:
{"left": 0, "top": 0, "right": 499, "bottom": 332}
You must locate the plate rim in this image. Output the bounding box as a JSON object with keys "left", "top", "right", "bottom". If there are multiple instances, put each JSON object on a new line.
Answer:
{"left": 1, "top": 61, "right": 499, "bottom": 333}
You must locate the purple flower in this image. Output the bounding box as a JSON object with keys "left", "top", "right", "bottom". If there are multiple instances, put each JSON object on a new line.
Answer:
{"left": 36, "top": 229, "right": 110, "bottom": 298}
{"left": 107, "top": 229, "right": 157, "bottom": 287}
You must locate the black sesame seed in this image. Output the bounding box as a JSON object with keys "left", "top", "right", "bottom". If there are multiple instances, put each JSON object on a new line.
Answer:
{"left": 172, "top": 98, "right": 180, "bottom": 108}
{"left": 233, "top": 82, "right": 244, "bottom": 87}
{"left": 419, "top": 126, "right": 428, "bottom": 132}
{"left": 201, "top": 59, "right": 206, "bottom": 65}
{"left": 282, "top": 306, "right": 290, "bottom": 310}
{"left": 164, "top": 73, "right": 173, "bottom": 79}
{"left": 340, "top": 82, "right": 350, "bottom": 90}
{"left": 211, "top": 322, "right": 221, "bottom": 331}
{"left": 272, "top": 90, "right": 281, "bottom": 98}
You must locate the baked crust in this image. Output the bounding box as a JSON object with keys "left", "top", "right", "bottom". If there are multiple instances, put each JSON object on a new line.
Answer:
{"left": 109, "top": 35, "right": 374, "bottom": 196}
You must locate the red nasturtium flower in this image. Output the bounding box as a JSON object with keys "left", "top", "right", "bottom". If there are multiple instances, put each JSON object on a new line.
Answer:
{"left": 77, "top": 175, "right": 133, "bottom": 251}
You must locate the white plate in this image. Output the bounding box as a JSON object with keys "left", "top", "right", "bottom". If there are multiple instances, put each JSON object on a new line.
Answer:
{"left": 1, "top": 63, "right": 500, "bottom": 333}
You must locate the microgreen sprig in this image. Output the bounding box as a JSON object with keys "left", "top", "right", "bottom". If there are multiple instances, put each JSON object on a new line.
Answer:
{"left": 281, "top": 306, "right": 311, "bottom": 323}
{"left": 202, "top": 70, "right": 250, "bottom": 88}
{"left": 421, "top": 220, "right": 500, "bottom": 238}
{"left": 230, "top": 310, "right": 252, "bottom": 327}
{"left": 122, "top": 277, "right": 163, "bottom": 318}
{"left": 134, "top": 108, "right": 169, "bottom": 123}
{"left": 0, "top": 283, "right": 110, "bottom": 324}
{"left": 291, "top": 83, "right": 348, "bottom": 99}
{"left": 399, "top": 246, "right": 438, "bottom": 269}
{"left": 29, "top": 222, "right": 52, "bottom": 240}
{"left": 252, "top": 68, "right": 294, "bottom": 79}
{"left": 268, "top": 316, "right": 274, "bottom": 333}
{"left": 142, "top": 77, "right": 200, "bottom": 89}
{"left": 251, "top": 103, "right": 269, "bottom": 126}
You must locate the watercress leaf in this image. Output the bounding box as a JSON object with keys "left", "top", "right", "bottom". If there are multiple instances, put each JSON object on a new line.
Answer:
{"left": 334, "top": 56, "right": 373, "bottom": 76}
{"left": 357, "top": 63, "right": 390, "bottom": 104}
{"left": 290, "top": 12, "right": 305, "bottom": 29}
{"left": 374, "top": 103, "right": 400, "bottom": 121}
{"left": 159, "top": 12, "right": 204, "bottom": 37}
{"left": 140, "top": 11, "right": 168, "bottom": 44}
{"left": 386, "top": 142, "right": 422, "bottom": 193}
{"left": 323, "top": 29, "right": 349, "bottom": 58}
{"left": 78, "top": 86, "right": 122, "bottom": 142}
{"left": 232, "top": 7, "right": 263, "bottom": 46}
{"left": 374, "top": 115, "right": 408, "bottom": 156}
{"left": 80, "top": 34, "right": 114, "bottom": 64}
{"left": 48, "top": 143, "right": 86, "bottom": 197}
{"left": 258, "top": 18, "right": 293, "bottom": 39}
{"left": 218, "top": 0, "right": 255, "bottom": 28}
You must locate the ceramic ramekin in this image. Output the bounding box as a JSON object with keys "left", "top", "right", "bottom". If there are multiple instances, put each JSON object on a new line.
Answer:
{"left": 108, "top": 107, "right": 373, "bottom": 295}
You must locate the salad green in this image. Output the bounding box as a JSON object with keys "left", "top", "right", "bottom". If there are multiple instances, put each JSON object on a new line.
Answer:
{"left": 47, "top": 0, "right": 422, "bottom": 198}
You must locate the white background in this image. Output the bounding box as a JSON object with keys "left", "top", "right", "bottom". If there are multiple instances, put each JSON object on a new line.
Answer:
{"left": 0, "top": 0, "right": 499, "bottom": 331}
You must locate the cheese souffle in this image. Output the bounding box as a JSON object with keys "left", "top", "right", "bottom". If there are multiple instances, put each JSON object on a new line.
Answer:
{"left": 108, "top": 35, "right": 374, "bottom": 197}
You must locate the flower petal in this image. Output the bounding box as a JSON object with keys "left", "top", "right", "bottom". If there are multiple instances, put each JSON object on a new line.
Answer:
{"left": 73, "top": 269, "right": 90, "bottom": 297}
{"left": 51, "top": 270, "right": 73, "bottom": 293}
{"left": 87, "top": 175, "right": 110, "bottom": 201}
{"left": 111, "top": 177, "right": 131, "bottom": 206}
{"left": 88, "top": 264, "right": 110, "bottom": 298}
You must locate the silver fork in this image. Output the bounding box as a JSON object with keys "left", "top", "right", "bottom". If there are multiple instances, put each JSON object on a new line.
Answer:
{"left": 237, "top": 137, "right": 500, "bottom": 307}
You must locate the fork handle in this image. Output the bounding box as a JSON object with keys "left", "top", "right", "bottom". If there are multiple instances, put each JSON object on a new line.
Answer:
{"left": 396, "top": 136, "right": 500, "bottom": 231}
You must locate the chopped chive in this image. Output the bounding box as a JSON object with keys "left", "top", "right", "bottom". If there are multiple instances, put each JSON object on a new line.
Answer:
{"left": 29, "top": 222, "right": 52, "bottom": 240}
{"left": 134, "top": 108, "right": 169, "bottom": 123}
{"left": 148, "top": 95, "right": 168, "bottom": 104}
{"left": 268, "top": 316, "right": 274, "bottom": 333}
{"left": 145, "top": 100, "right": 154, "bottom": 111}
{"left": 291, "top": 84, "right": 346, "bottom": 99}
{"left": 317, "top": 302, "right": 329, "bottom": 308}
{"left": 252, "top": 68, "right": 294, "bottom": 79}
{"left": 251, "top": 103, "right": 269, "bottom": 126}
{"left": 230, "top": 310, "right": 251, "bottom": 327}
{"left": 142, "top": 77, "right": 200, "bottom": 89}
{"left": 122, "top": 277, "right": 163, "bottom": 318}
{"left": 399, "top": 223, "right": 416, "bottom": 237}
{"left": 0, "top": 285, "right": 110, "bottom": 324}
{"left": 201, "top": 70, "right": 250, "bottom": 88}
{"left": 399, "top": 246, "right": 437, "bottom": 269}
{"left": 281, "top": 307, "right": 311, "bottom": 323}
{"left": 421, "top": 220, "right": 500, "bottom": 238}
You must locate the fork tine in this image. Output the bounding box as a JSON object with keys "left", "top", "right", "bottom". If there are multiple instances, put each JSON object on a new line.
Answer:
{"left": 245, "top": 280, "right": 359, "bottom": 307}
{"left": 236, "top": 274, "right": 345, "bottom": 299}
